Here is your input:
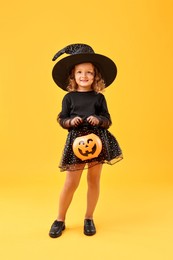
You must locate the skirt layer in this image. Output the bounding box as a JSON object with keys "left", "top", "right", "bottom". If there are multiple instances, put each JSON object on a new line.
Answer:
{"left": 59, "top": 126, "right": 123, "bottom": 172}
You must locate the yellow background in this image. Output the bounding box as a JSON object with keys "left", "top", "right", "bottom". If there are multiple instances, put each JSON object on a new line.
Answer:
{"left": 0, "top": 0, "right": 173, "bottom": 259}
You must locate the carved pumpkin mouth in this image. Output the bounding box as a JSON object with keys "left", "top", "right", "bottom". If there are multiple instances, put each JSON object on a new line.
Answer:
{"left": 72, "top": 134, "right": 102, "bottom": 161}
{"left": 78, "top": 143, "right": 97, "bottom": 157}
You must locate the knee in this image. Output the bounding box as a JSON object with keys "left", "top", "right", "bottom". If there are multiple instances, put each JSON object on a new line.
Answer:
{"left": 64, "top": 178, "right": 80, "bottom": 192}
{"left": 87, "top": 175, "right": 100, "bottom": 189}
{"left": 87, "top": 164, "right": 102, "bottom": 189}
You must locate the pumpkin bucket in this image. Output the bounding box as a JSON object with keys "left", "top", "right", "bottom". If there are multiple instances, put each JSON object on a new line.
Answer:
{"left": 72, "top": 133, "right": 102, "bottom": 161}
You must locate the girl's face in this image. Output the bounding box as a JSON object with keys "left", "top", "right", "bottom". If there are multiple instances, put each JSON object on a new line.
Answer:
{"left": 74, "top": 63, "right": 95, "bottom": 91}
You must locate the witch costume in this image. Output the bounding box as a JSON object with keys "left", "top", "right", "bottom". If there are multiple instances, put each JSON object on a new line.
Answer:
{"left": 52, "top": 44, "right": 123, "bottom": 172}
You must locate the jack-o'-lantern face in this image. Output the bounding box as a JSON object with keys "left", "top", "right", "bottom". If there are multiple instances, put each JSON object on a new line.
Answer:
{"left": 72, "top": 133, "right": 102, "bottom": 161}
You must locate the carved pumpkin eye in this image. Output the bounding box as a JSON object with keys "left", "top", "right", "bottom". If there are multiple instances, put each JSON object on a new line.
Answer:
{"left": 72, "top": 134, "right": 102, "bottom": 161}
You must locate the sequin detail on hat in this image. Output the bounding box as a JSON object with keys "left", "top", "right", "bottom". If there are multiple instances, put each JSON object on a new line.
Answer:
{"left": 52, "top": 44, "right": 94, "bottom": 61}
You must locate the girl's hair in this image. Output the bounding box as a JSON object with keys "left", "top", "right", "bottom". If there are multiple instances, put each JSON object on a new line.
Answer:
{"left": 66, "top": 64, "right": 106, "bottom": 92}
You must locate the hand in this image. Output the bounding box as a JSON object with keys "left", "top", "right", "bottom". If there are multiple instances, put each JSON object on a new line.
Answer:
{"left": 70, "top": 116, "right": 83, "bottom": 127}
{"left": 87, "top": 116, "right": 99, "bottom": 126}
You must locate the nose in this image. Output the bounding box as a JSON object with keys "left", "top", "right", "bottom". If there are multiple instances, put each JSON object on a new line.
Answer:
{"left": 81, "top": 72, "right": 87, "bottom": 77}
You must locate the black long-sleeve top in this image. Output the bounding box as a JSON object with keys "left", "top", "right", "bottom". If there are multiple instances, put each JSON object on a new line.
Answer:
{"left": 58, "top": 91, "right": 112, "bottom": 129}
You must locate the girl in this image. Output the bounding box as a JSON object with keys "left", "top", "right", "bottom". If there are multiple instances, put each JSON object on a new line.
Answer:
{"left": 49, "top": 44, "right": 123, "bottom": 238}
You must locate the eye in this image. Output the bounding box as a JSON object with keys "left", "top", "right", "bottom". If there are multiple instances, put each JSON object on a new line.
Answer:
{"left": 87, "top": 71, "right": 94, "bottom": 75}
{"left": 87, "top": 138, "right": 93, "bottom": 143}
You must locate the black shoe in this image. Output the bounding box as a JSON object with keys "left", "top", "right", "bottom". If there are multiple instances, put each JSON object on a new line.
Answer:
{"left": 84, "top": 219, "right": 96, "bottom": 236}
{"left": 49, "top": 220, "right": 65, "bottom": 238}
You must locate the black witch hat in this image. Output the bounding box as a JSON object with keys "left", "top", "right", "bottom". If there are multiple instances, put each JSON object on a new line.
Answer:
{"left": 52, "top": 43, "right": 117, "bottom": 91}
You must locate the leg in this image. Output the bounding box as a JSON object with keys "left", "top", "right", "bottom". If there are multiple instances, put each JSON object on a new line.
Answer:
{"left": 49, "top": 165, "right": 84, "bottom": 238}
{"left": 85, "top": 163, "right": 103, "bottom": 220}
{"left": 57, "top": 166, "right": 84, "bottom": 221}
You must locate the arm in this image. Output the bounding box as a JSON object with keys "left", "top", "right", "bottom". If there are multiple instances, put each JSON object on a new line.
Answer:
{"left": 57, "top": 94, "right": 83, "bottom": 129}
{"left": 87, "top": 94, "right": 112, "bottom": 129}
{"left": 98, "top": 94, "right": 112, "bottom": 128}
{"left": 97, "top": 115, "right": 112, "bottom": 129}
{"left": 57, "top": 116, "right": 72, "bottom": 129}
{"left": 57, "top": 94, "right": 71, "bottom": 129}
{"left": 58, "top": 116, "right": 83, "bottom": 129}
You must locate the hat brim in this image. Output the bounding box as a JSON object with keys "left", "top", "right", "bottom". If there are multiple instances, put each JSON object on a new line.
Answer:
{"left": 52, "top": 53, "right": 117, "bottom": 90}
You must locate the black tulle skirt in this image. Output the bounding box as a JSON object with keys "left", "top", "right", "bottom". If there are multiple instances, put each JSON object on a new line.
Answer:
{"left": 59, "top": 125, "right": 123, "bottom": 172}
